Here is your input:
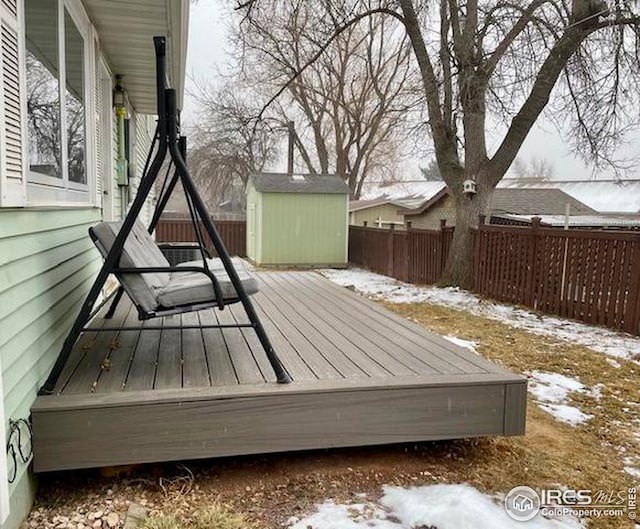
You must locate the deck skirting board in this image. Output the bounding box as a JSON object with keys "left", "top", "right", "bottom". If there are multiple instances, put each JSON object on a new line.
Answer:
{"left": 32, "top": 381, "right": 520, "bottom": 472}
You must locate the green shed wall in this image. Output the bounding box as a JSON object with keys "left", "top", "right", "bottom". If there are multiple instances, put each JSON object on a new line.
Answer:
{"left": 0, "top": 208, "right": 102, "bottom": 528}
{"left": 258, "top": 192, "right": 347, "bottom": 266}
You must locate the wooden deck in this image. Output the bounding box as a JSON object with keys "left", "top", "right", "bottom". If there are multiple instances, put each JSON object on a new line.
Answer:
{"left": 31, "top": 271, "right": 526, "bottom": 472}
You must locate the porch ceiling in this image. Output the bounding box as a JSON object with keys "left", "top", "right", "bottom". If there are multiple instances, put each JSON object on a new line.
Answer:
{"left": 82, "top": 0, "right": 189, "bottom": 113}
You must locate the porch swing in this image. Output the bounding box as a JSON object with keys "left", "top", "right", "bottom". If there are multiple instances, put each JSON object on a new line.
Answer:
{"left": 39, "top": 36, "right": 291, "bottom": 395}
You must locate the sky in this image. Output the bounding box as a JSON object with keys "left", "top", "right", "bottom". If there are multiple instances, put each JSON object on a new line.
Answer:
{"left": 182, "top": 1, "right": 638, "bottom": 181}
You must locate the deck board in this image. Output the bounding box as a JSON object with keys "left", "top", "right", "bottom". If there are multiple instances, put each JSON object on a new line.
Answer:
{"left": 124, "top": 318, "right": 161, "bottom": 391}
{"left": 63, "top": 301, "right": 132, "bottom": 394}
{"left": 276, "top": 273, "right": 443, "bottom": 375}
{"left": 154, "top": 314, "right": 183, "bottom": 390}
{"left": 198, "top": 310, "right": 238, "bottom": 386}
{"left": 95, "top": 307, "right": 141, "bottom": 393}
{"left": 302, "top": 273, "right": 498, "bottom": 374}
{"left": 181, "top": 312, "right": 210, "bottom": 388}
{"left": 31, "top": 270, "right": 526, "bottom": 472}
{"left": 251, "top": 283, "right": 342, "bottom": 380}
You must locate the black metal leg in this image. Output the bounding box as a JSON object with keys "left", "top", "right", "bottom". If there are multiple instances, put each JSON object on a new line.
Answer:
{"left": 165, "top": 90, "right": 291, "bottom": 384}
{"left": 104, "top": 287, "right": 125, "bottom": 319}
{"left": 39, "top": 37, "right": 171, "bottom": 396}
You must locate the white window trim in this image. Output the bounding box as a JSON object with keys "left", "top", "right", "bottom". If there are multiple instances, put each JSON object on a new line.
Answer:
{"left": 96, "top": 50, "right": 115, "bottom": 221}
{"left": 24, "top": 0, "right": 97, "bottom": 208}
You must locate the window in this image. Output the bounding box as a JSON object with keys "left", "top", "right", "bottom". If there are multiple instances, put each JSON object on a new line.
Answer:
{"left": 24, "top": 0, "right": 91, "bottom": 202}
{"left": 25, "top": 0, "right": 61, "bottom": 180}
{"left": 64, "top": 10, "right": 85, "bottom": 184}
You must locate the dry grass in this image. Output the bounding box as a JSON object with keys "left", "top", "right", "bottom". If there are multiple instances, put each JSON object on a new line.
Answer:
{"left": 139, "top": 515, "right": 183, "bottom": 529}
{"left": 140, "top": 504, "right": 249, "bottom": 529}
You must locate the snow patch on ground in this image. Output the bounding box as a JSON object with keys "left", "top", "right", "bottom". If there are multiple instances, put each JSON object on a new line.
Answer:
{"left": 443, "top": 335, "right": 479, "bottom": 354}
{"left": 288, "top": 484, "right": 584, "bottom": 529}
{"left": 319, "top": 268, "right": 640, "bottom": 363}
{"left": 527, "top": 371, "right": 601, "bottom": 426}
{"left": 623, "top": 456, "right": 640, "bottom": 478}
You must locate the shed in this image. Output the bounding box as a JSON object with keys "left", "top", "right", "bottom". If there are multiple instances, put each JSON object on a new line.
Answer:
{"left": 246, "top": 173, "right": 349, "bottom": 267}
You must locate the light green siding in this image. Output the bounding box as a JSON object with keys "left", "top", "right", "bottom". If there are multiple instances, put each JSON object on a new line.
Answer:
{"left": 256, "top": 192, "right": 347, "bottom": 266}
{"left": 0, "top": 208, "right": 102, "bottom": 528}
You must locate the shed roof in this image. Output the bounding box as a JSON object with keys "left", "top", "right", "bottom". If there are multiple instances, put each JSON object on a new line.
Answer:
{"left": 251, "top": 173, "right": 350, "bottom": 194}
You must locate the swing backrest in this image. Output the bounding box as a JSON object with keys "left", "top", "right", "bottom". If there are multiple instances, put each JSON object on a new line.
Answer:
{"left": 90, "top": 220, "right": 171, "bottom": 313}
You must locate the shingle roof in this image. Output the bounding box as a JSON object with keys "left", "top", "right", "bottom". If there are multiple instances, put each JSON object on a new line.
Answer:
{"left": 499, "top": 179, "right": 640, "bottom": 213}
{"left": 250, "top": 173, "right": 350, "bottom": 194}
{"left": 495, "top": 213, "right": 640, "bottom": 227}
{"left": 491, "top": 188, "right": 595, "bottom": 215}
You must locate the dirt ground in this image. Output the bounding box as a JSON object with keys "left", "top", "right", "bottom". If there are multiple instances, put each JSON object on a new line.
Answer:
{"left": 27, "top": 300, "right": 639, "bottom": 529}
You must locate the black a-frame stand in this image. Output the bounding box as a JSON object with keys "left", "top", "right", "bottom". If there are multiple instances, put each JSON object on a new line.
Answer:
{"left": 39, "top": 37, "right": 291, "bottom": 395}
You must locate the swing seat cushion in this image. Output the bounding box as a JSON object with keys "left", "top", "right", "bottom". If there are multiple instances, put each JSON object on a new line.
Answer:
{"left": 91, "top": 221, "right": 258, "bottom": 314}
{"left": 157, "top": 266, "right": 258, "bottom": 307}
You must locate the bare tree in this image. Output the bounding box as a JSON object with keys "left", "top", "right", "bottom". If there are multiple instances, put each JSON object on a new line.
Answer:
{"left": 420, "top": 158, "right": 443, "bottom": 181}
{"left": 188, "top": 83, "right": 279, "bottom": 211}
{"left": 237, "top": 0, "right": 640, "bottom": 287}
{"left": 227, "top": 0, "right": 422, "bottom": 198}
{"left": 511, "top": 156, "right": 555, "bottom": 179}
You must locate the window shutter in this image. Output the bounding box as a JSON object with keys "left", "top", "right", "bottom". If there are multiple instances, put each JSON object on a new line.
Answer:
{"left": 94, "top": 57, "right": 103, "bottom": 206}
{"left": 0, "top": 0, "right": 25, "bottom": 206}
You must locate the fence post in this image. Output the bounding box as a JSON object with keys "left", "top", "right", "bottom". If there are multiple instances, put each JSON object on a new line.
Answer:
{"left": 473, "top": 216, "right": 485, "bottom": 291}
{"left": 406, "top": 221, "right": 412, "bottom": 282}
{"left": 623, "top": 236, "right": 640, "bottom": 334}
{"left": 524, "top": 217, "right": 541, "bottom": 307}
{"left": 438, "top": 219, "right": 448, "bottom": 277}
{"left": 389, "top": 223, "right": 395, "bottom": 277}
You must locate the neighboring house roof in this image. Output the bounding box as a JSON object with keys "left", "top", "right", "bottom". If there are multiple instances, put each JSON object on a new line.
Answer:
{"left": 349, "top": 198, "right": 391, "bottom": 212}
{"left": 398, "top": 188, "right": 450, "bottom": 216}
{"left": 360, "top": 181, "right": 446, "bottom": 200}
{"left": 495, "top": 213, "right": 640, "bottom": 228}
{"left": 499, "top": 178, "right": 640, "bottom": 213}
{"left": 490, "top": 188, "right": 596, "bottom": 215}
{"left": 400, "top": 187, "right": 595, "bottom": 217}
{"left": 250, "top": 173, "right": 350, "bottom": 194}
{"left": 349, "top": 195, "right": 434, "bottom": 212}
{"left": 82, "top": 0, "right": 189, "bottom": 112}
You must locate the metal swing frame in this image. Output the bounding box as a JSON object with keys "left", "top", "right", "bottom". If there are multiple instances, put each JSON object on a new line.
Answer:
{"left": 39, "top": 36, "right": 291, "bottom": 395}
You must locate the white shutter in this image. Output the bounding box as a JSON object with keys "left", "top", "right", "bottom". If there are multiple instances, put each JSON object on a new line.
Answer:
{"left": 94, "top": 51, "right": 103, "bottom": 206}
{"left": 0, "top": 0, "right": 25, "bottom": 206}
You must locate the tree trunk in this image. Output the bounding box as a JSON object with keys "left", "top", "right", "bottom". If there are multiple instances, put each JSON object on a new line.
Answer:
{"left": 439, "top": 184, "right": 493, "bottom": 289}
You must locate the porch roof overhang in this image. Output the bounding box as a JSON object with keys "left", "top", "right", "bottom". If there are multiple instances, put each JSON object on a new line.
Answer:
{"left": 82, "top": 0, "right": 189, "bottom": 113}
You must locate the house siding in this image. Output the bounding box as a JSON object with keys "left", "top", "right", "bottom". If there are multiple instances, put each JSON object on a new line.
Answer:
{"left": 350, "top": 203, "right": 405, "bottom": 228}
{"left": 0, "top": 208, "right": 102, "bottom": 529}
{"left": 132, "top": 112, "right": 155, "bottom": 226}
{"left": 406, "top": 195, "right": 456, "bottom": 230}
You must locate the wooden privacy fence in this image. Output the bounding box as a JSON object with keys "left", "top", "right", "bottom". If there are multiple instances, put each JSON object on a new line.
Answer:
{"left": 474, "top": 219, "right": 640, "bottom": 334}
{"left": 349, "top": 220, "right": 640, "bottom": 335}
{"left": 348, "top": 222, "right": 454, "bottom": 283}
{"left": 155, "top": 218, "right": 246, "bottom": 257}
